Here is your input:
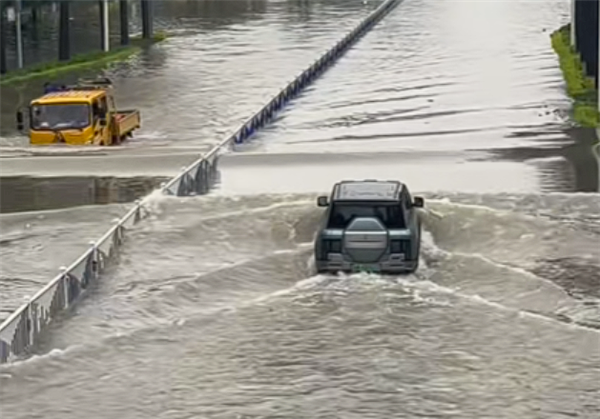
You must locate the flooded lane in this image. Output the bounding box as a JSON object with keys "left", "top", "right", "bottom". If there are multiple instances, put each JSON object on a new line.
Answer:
{"left": 216, "top": 150, "right": 542, "bottom": 194}
{"left": 236, "top": 0, "right": 596, "bottom": 193}
{"left": 2, "top": 193, "right": 600, "bottom": 419}
{"left": 0, "top": 0, "right": 377, "bottom": 315}
{"left": 0, "top": 0, "right": 374, "bottom": 149}
{"left": 0, "top": 175, "right": 166, "bottom": 213}
{"left": 1, "top": 0, "right": 600, "bottom": 418}
{"left": 0, "top": 202, "right": 134, "bottom": 320}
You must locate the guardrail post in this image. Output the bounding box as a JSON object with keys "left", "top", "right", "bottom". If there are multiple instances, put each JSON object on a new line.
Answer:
{"left": 25, "top": 302, "right": 34, "bottom": 352}
{"left": 59, "top": 266, "right": 69, "bottom": 307}
{"left": 133, "top": 199, "right": 142, "bottom": 223}
{"left": 89, "top": 241, "right": 99, "bottom": 278}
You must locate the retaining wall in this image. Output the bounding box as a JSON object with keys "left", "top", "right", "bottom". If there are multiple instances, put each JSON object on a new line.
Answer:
{"left": 0, "top": 0, "right": 401, "bottom": 364}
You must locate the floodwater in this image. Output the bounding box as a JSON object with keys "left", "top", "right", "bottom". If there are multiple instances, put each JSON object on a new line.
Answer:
{"left": 1, "top": 0, "right": 599, "bottom": 418}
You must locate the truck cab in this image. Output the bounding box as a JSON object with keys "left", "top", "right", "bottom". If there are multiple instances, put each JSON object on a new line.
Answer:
{"left": 314, "top": 179, "right": 424, "bottom": 274}
{"left": 17, "top": 78, "right": 141, "bottom": 146}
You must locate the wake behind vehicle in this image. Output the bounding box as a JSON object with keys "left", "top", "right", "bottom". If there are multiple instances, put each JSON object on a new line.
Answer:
{"left": 314, "top": 179, "right": 424, "bottom": 275}
{"left": 16, "top": 77, "right": 141, "bottom": 146}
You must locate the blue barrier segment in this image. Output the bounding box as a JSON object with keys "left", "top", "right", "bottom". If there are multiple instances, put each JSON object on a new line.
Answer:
{"left": 0, "top": 0, "right": 401, "bottom": 364}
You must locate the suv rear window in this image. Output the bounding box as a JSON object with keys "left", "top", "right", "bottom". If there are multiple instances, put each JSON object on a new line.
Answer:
{"left": 327, "top": 202, "right": 406, "bottom": 229}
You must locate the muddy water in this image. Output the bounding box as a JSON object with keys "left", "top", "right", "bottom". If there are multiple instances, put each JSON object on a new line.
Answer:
{"left": 0, "top": 0, "right": 375, "bottom": 307}
{"left": 1, "top": 193, "right": 599, "bottom": 419}
{"left": 0, "top": 0, "right": 599, "bottom": 418}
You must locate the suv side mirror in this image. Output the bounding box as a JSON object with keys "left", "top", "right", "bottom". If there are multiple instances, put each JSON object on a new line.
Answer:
{"left": 317, "top": 196, "right": 329, "bottom": 207}
{"left": 413, "top": 196, "right": 424, "bottom": 208}
{"left": 16, "top": 110, "right": 24, "bottom": 131}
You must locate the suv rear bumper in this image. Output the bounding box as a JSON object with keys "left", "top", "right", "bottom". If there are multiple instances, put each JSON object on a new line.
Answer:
{"left": 315, "top": 258, "right": 418, "bottom": 274}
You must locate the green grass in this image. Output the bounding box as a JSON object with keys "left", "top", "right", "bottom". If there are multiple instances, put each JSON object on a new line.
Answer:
{"left": 0, "top": 32, "right": 167, "bottom": 87}
{"left": 551, "top": 24, "right": 598, "bottom": 128}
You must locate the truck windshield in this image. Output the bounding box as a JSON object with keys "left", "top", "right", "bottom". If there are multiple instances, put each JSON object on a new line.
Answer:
{"left": 30, "top": 103, "right": 90, "bottom": 130}
{"left": 327, "top": 202, "right": 406, "bottom": 229}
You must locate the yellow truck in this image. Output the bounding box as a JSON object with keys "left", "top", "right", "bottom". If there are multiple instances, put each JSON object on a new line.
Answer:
{"left": 16, "top": 78, "right": 141, "bottom": 146}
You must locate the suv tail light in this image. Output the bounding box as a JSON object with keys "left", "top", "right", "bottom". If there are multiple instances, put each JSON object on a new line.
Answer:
{"left": 324, "top": 239, "right": 342, "bottom": 253}
{"left": 320, "top": 238, "right": 342, "bottom": 260}
{"left": 390, "top": 240, "right": 409, "bottom": 256}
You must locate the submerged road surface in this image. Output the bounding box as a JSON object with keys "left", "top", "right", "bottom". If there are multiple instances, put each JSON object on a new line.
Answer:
{"left": 1, "top": 0, "right": 599, "bottom": 418}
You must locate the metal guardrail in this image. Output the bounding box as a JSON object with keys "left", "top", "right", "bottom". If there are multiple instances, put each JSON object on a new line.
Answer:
{"left": 0, "top": 0, "right": 401, "bottom": 364}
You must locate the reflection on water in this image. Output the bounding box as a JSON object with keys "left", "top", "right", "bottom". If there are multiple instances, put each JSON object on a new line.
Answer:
{"left": 0, "top": 175, "right": 166, "bottom": 213}
{"left": 478, "top": 127, "right": 600, "bottom": 192}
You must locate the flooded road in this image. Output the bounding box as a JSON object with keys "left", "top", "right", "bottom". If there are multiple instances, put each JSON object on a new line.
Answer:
{"left": 1, "top": 0, "right": 599, "bottom": 418}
